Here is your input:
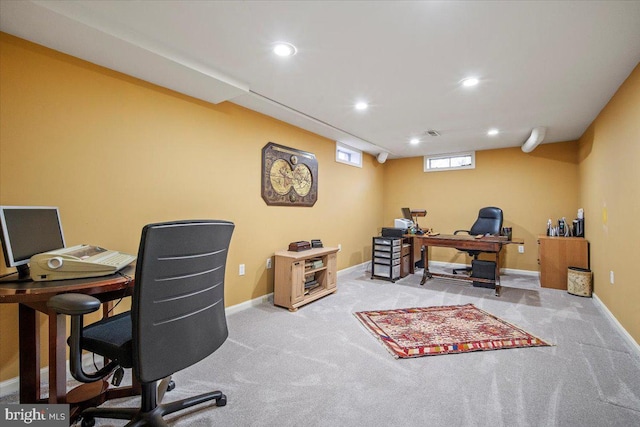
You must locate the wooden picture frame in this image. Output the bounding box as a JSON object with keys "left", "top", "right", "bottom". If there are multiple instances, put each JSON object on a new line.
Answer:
{"left": 261, "top": 142, "right": 318, "bottom": 206}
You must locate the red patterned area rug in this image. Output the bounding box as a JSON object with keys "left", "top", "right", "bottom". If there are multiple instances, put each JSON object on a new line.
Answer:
{"left": 354, "top": 303, "right": 551, "bottom": 358}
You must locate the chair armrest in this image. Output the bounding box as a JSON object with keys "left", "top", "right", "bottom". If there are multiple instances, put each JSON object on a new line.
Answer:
{"left": 47, "top": 293, "right": 101, "bottom": 315}
{"left": 454, "top": 229, "right": 470, "bottom": 235}
{"left": 47, "top": 293, "right": 117, "bottom": 383}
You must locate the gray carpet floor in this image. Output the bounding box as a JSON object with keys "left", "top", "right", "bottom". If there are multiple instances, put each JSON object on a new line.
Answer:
{"left": 3, "top": 266, "right": 640, "bottom": 426}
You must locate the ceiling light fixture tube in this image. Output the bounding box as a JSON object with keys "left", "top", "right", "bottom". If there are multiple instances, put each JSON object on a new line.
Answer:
{"left": 377, "top": 152, "right": 389, "bottom": 163}
{"left": 521, "top": 127, "right": 547, "bottom": 153}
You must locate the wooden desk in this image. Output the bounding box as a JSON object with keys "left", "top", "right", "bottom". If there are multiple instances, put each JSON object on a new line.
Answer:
{"left": 0, "top": 265, "right": 137, "bottom": 416}
{"left": 409, "top": 234, "right": 522, "bottom": 296}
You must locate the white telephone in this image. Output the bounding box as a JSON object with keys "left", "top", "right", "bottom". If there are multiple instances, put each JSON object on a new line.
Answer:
{"left": 30, "top": 244, "right": 136, "bottom": 281}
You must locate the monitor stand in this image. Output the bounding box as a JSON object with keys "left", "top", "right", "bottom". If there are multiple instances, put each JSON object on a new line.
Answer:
{"left": 0, "top": 265, "right": 33, "bottom": 283}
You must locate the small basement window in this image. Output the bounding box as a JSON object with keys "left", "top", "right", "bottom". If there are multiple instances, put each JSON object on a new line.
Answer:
{"left": 424, "top": 151, "right": 475, "bottom": 172}
{"left": 336, "top": 142, "right": 362, "bottom": 168}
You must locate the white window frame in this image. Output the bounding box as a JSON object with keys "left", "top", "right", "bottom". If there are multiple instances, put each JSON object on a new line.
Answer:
{"left": 423, "top": 151, "right": 475, "bottom": 172}
{"left": 336, "top": 142, "right": 363, "bottom": 168}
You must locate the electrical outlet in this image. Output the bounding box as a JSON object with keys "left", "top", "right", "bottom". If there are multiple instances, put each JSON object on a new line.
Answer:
{"left": 239, "top": 264, "right": 245, "bottom": 276}
{"left": 610, "top": 270, "right": 614, "bottom": 284}
{"left": 518, "top": 245, "right": 525, "bottom": 253}
{"left": 266, "top": 258, "right": 272, "bottom": 269}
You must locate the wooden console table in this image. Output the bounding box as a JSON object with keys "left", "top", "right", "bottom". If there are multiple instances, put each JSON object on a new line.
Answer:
{"left": 409, "top": 234, "right": 522, "bottom": 296}
{"left": 0, "top": 265, "right": 138, "bottom": 420}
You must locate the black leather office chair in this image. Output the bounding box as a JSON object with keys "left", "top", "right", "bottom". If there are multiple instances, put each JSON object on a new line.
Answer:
{"left": 452, "top": 207, "right": 503, "bottom": 275}
{"left": 47, "top": 219, "right": 234, "bottom": 427}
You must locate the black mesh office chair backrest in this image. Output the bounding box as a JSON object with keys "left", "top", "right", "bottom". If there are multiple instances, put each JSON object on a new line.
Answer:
{"left": 468, "top": 207, "right": 503, "bottom": 236}
{"left": 133, "top": 220, "right": 234, "bottom": 384}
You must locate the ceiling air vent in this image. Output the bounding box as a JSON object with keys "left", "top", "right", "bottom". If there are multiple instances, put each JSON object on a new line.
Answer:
{"left": 425, "top": 129, "right": 441, "bottom": 137}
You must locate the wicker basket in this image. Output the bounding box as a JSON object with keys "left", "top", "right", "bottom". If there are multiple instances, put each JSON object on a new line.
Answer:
{"left": 567, "top": 267, "right": 592, "bottom": 297}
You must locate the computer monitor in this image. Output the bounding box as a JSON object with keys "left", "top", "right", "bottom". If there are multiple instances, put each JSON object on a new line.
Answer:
{"left": 0, "top": 206, "right": 66, "bottom": 280}
{"left": 401, "top": 207, "right": 412, "bottom": 221}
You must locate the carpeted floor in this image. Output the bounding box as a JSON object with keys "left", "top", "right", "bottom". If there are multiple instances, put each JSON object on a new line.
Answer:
{"left": 2, "top": 265, "right": 640, "bottom": 426}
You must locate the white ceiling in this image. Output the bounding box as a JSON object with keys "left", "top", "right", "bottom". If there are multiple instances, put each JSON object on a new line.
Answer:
{"left": 2, "top": 1, "right": 640, "bottom": 158}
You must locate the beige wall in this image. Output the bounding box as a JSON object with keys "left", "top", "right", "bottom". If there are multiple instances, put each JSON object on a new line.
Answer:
{"left": 382, "top": 143, "right": 581, "bottom": 271}
{"left": 578, "top": 63, "right": 640, "bottom": 344}
{"left": 0, "top": 34, "right": 384, "bottom": 382}
{"left": 1, "top": 33, "right": 638, "bottom": 385}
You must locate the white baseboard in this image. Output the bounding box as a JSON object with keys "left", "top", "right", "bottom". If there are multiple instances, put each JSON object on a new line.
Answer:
{"left": 0, "top": 376, "right": 18, "bottom": 398}
{"left": 428, "top": 260, "right": 538, "bottom": 277}
{"left": 337, "top": 261, "right": 368, "bottom": 277}
{"left": 501, "top": 267, "right": 539, "bottom": 277}
{"left": 225, "top": 293, "right": 272, "bottom": 315}
{"left": 225, "top": 261, "right": 369, "bottom": 316}
{"left": 0, "top": 353, "right": 97, "bottom": 398}
{"left": 592, "top": 293, "right": 640, "bottom": 360}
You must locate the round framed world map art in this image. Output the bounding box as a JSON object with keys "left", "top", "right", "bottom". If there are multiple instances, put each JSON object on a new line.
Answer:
{"left": 261, "top": 142, "right": 318, "bottom": 206}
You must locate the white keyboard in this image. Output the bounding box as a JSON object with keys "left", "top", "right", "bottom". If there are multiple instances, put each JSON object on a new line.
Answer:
{"left": 98, "top": 252, "right": 136, "bottom": 270}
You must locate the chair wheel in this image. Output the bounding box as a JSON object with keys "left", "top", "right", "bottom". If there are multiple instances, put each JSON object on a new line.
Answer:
{"left": 81, "top": 417, "right": 95, "bottom": 427}
{"left": 167, "top": 380, "right": 175, "bottom": 392}
{"left": 216, "top": 394, "right": 227, "bottom": 407}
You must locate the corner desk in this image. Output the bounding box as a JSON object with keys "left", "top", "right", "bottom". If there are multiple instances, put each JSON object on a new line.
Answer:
{"left": 407, "top": 234, "right": 523, "bottom": 296}
{"left": 0, "top": 265, "right": 138, "bottom": 418}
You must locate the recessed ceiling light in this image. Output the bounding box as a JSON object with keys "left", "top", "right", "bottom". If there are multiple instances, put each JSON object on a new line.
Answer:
{"left": 410, "top": 138, "right": 420, "bottom": 145}
{"left": 461, "top": 77, "right": 479, "bottom": 87}
{"left": 355, "top": 102, "right": 368, "bottom": 111}
{"left": 273, "top": 42, "right": 297, "bottom": 57}
{"left": 487, "top": 128, "right": 499, "bottom": 136}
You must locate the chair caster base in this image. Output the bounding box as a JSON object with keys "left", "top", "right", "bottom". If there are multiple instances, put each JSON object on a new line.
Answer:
{"left": 216, "top": 394, "right": 227, "bottom": 407}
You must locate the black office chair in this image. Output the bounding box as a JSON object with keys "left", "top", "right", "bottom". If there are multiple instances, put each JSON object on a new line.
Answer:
{"left": 47, "top": 219, "right": 234, "bottom": 427}
{"left": 452, "top": 207, "right": 503, "bottom": 275}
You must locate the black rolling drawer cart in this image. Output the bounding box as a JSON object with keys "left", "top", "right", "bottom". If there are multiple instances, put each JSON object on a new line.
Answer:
{"left": 371, "top": 237, "right": 402, "bottom": 282}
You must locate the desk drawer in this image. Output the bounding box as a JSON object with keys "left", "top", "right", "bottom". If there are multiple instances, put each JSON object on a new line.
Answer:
{"left": 373, "top": 264, "right": 401, "bottom": 278}
{"left": 374, "top": 257, "right": 400, "bottom": 266}
{"left": 373, "top": 238, "right": 401, "bottom": 247}
{"left": 374, "top": 251, "right": 392, "bottom": 258}
{"left": 401, "top": 244, "right": 411, "bottom": 256}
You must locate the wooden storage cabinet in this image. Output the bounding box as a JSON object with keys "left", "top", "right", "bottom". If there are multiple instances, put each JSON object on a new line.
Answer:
{"left": 274, "top": 247, "right": 338, "bottom": 311}
{"left": 538, "top": 236, "right": 589, "bottom": 289}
